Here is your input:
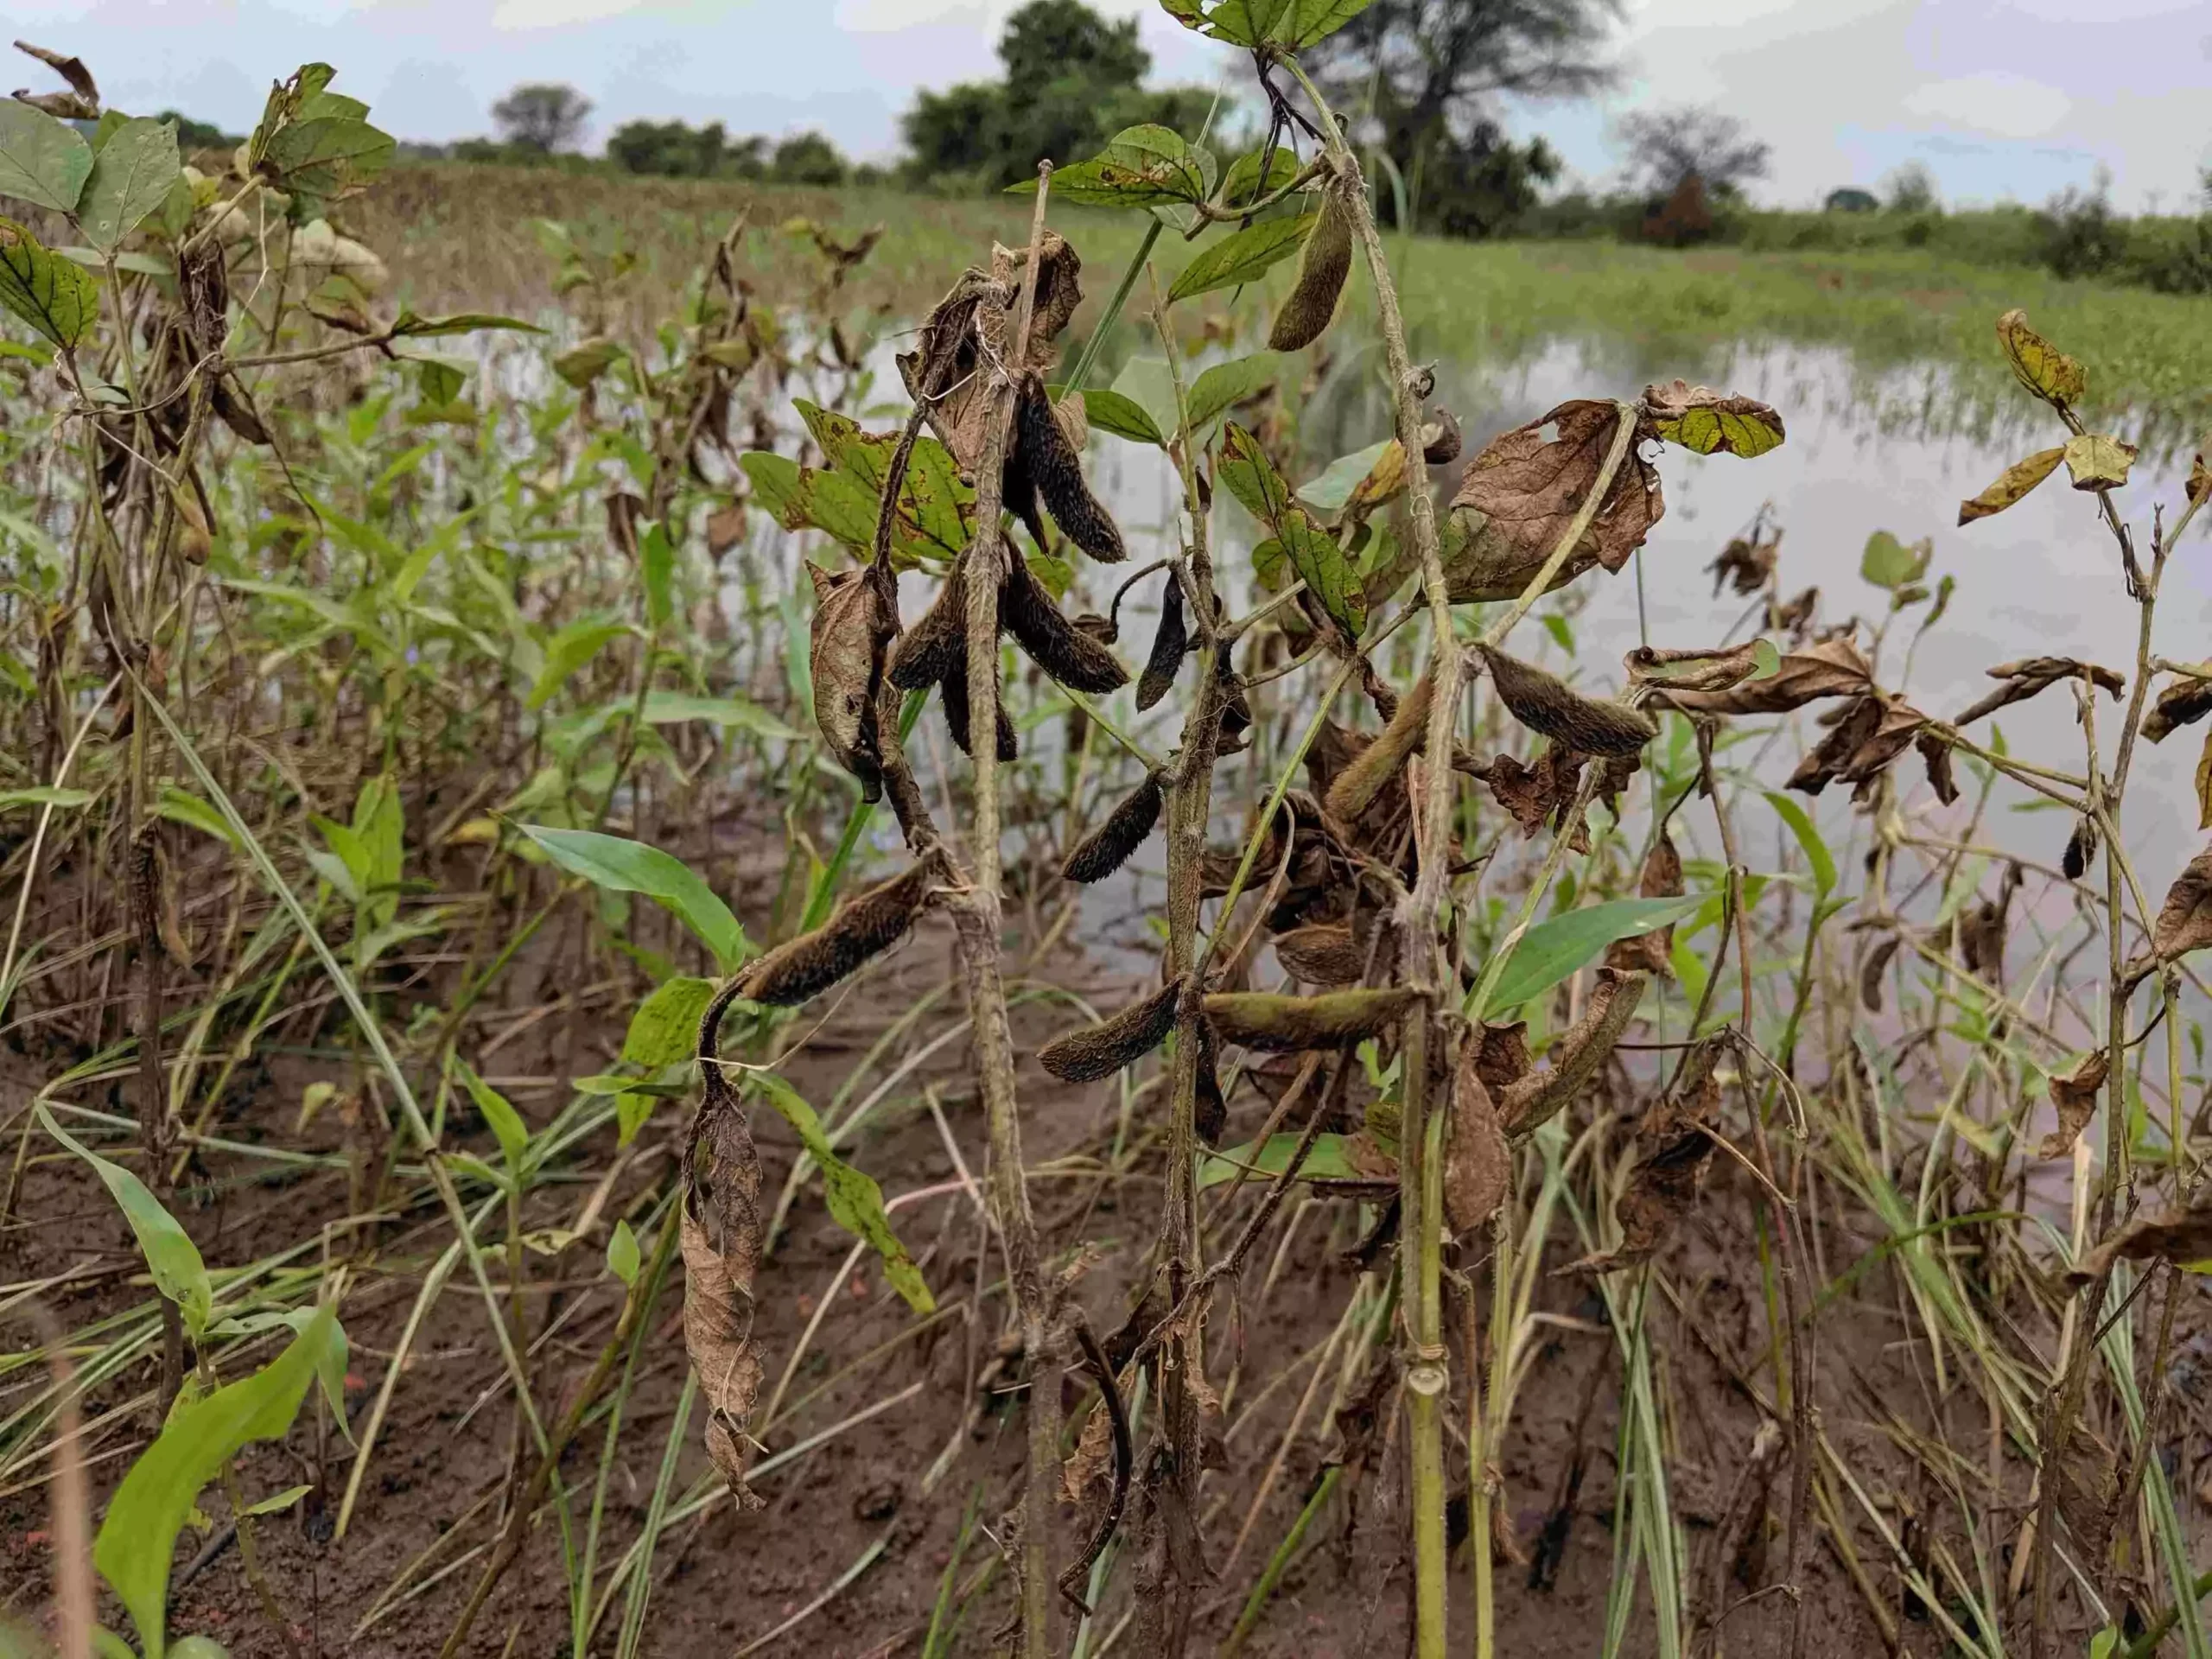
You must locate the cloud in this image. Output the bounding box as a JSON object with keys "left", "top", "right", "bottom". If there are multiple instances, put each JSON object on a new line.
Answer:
{"left": 1902, "top": 73, "right": 2070, "bottom": 140}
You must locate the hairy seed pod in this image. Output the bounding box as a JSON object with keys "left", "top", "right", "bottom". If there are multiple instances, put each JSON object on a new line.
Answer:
{"left": 1137, "top": 576, "right": 1188, "bottom": 711}
{"left": 1273, "top": 921, "right": 1394, "bottom": 987}
{"left": 1421, "top": 409, "right": 1463, "bottom": 466}
{"left": 940, "top": 652, "right": 1019, "bottom": 762}
{"left": 1063, "top": 768, "right": 1165, "bottom": 883}
{"left": 1195, "top": 1024, "right": 1228, "bottom": 1146}
{"left": 740, "top": 855, "right": 944, "bottom": 1007}
{"left": 1497, "top": 969, "right": 1648, "bottom": 1135}
{"left": 1016, "top": 372, "right": 1126, "bottom": 563}
{"left": 1325, "top": 671, "right": 1434, "bottom": 823}
{"left": 1478, "top": 643, "right": 1657, "bottom": 759}
{"left": 1039, "top": 976, "right": 1185, "bottom": 1082}
{"left": 1002, "top": 556, "right": 1128, "bottom": 693}
{"left": 1072, "top": 610, "right": 1116, "bottom": 645}
{"left": 1002, "top": 442, "right": 1055, "bottom": 554}
{"left": 1268, "top": 183, "right": 1354, "bottom": 352}
{"left": 1204, "top": 988, "right": 1420, "bottom": 1052}
{"left": 890, "top": 561, "right": 967, "bottom": 690}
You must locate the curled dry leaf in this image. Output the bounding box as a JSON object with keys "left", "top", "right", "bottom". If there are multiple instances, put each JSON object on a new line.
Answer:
{"left": 741, "top": 853, "right": 944, "bottom": 1007}
{"left": 1638, "top": 380, "right": 1786, "bottom": 458}
{"left": 806, "top": 559, "right": 899, "bottom": 803}
{"left": 1062, "top": 768, "right": 1166, "bottom": 884}
{"left": 1952, "top": 656, "right": 2125, "bottom": 727}
{"left": 1497, "top": 969, "right": 1646, "bottom": 1135}
{"left": 1663, "top": 634, "right": 1871, "bottom": 717}
{"left": 1605, "top": 833, "right": 1683, "bottom": 976}
{"left": 1446, "top": 399, "right": 1660, "bottom": 601}
{"left": 1324, "top": 669, "right": 1434, "bottom": 823}
{"left": 1039, "top": 976, "right": 1185, "bottom": 1083}
{"left": 1421, "top": 409, "right": 1462, "bottom": 466}
{"left": 1268, "top": 178, "right": 1353, "bottom": 351}
{"left": 1474, "top": 747, "right": 1587, "bottom": 842}
{"left": 1479, "top": 644, "right": 1656, "bottom": 759}
{"left": 1707, "top": 530, "right": 1778, "bottom": 596}
{"left": 1916, "top": 730, "right": 1959, "bottom": 806}
{"left": 2152, "top": 848, "right": 2212, "bottom": 960}
{"left": 1956, "top": 446, "right": 2066, "bottom": 525}
{"left": 1624, "top": 639, "right": 1773, "bottom": 695}
{"left": 2070, "top": 1203, "right": 2212, "bottom": 1283}
{"left": 684, "top": 1010, "right": 766, "bottom": 1500}
{"left": 1205, "top": 987, "right": 1420, "bottom": 1052}
{"left": 1564, "top": 1050, "right": 1721, "bottom": 1274}
{"left": 2036, "top": 1049, "right": 2110, "bottom": 1160}
{"left": 2141, "top": 671, "right": 2212, "bottom": 744}
{"left": 1957, "top": 863, "right": 2020, "bottom": 982}
{"left": 1445, "top": 1038, "right": 1511, "bottom": 1236}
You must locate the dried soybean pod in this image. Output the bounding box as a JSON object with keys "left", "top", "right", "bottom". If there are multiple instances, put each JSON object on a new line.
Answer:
{"left": 1003, "top": 556, "right": 1129, "bottom": 694}
{"left": 1268, "top": 181, "right": 1353, "bottom": 352}
{"left": 1325, "top": 671, "right": 1435, "bottom": 823}
{"left": 1063, "top": 768, "right": 1166, "bottom": 883}
{"left": 890, "top": 560, "right": 967, "bottom": 691}
{"left": 1137, "top": 576, "right": 1188, "bottom": 711}
{"left": 1002, "top": 440, "right": 1056, "bottom": 555}
{"left": 941, "top": 652, "right": 1019, "bottom": 762}
{"left": 1016, "top": 371, "right": 1126, "bottom": 563}
{"left": 2063, "top": 815, "right": 2098, "bottom": 880}
{"left": 1273, "top": 921, "right": 1393, "bottom": 987}
{"left": 1478, "top": 643, "right": 1656, "bottom": 759}
{"left": 1194, "top": 1024, "right": 1229, "bottom": 1146}
{"left": 1039, "top": 976, "right": 1186, "bottom": 1083}
{"left": 1203, "top": 987, "right": 1420, "bottom": 1052}
{"left": 1496, "top": 969, "right": 1648, "bottom": 1135}
{"left": 740, "top": 854, "right": 944, "bottom": 1007}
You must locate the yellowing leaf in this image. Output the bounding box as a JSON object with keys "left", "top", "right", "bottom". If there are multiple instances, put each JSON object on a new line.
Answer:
{"left": 2063, "top": 432, "right": 2136, "bottom": 493}
{"left": 1640, "top": 380, "right": 1785, "bottom": 457}
{"left": 1958, "top": 445, "right": 2066, "bottom": 524}
{"left": 1996, "top": 308, "right": 2086, "bottom": 408}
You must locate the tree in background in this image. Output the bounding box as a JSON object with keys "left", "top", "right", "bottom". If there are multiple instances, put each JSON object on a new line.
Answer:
{"left": 157, "top": 111, "right": 240, "bottom": 153}
{"left": 493, "top": 83, "right": 594, "bottom": 153}
{"left": 903, "top": 0, "right": 1214, "bottom": 191}
{"left": 772, "top": 131, "right": 848, "bottom": 187}
{"left": 1305, "top": 0, "right": 1619, "bottom": 235}
{"left": 1883, "top": 161, "right": 1939, "bottom": 213}
{"left": 1616, "top": 104, "right": 1770, "bottom": 202}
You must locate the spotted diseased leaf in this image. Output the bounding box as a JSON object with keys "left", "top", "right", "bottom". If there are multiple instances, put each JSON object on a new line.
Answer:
{"left": 1219, "top": 143, "right": 1306, "bottom": 207}
{"left": 1956, "top": 446, "right": 2066, "bottom": 525}
{"left": 2037, "top": 1049, "right": 2110, "bottom": 1160}
{"left": 683, "top": 1091, "right": 765, "bottom": 1500}
{"left": 806, "top": 559, "right": 899, "bottom": 800}
{"left": 1279, "top": 508, "right": 1363, "bottom": 637}
{"left": 2063, "top": 432, "right": 2137, "bottom": 493}
{"left": 1996, "top": 308, "right": 2086, "bottom": 409}
{"left": 1218, "top": 421, "right": 1297, "bottom": 527}
{"left": 2153, "top": 848, "right": 2212, "bottom": 963}
{"left": 1168, "top": 212, "right": 1315, "bottom": 302}
{"left": 1639, "top": 380, "right": 1785, "bottom": 458}
{"left": 1447, "top": 399, "right": 1661, "bottom": 597}
{"left": 0, "top": 216, "right": 98, "bottom": 349}
{"left": 257, "top": 115, "right": 394, "bottom": 207}
{"left": 74, "top": 117, "right": 179, "bottom": 254}
{"left": 1035, "top": 124, "right": 1211, "bottom": 209}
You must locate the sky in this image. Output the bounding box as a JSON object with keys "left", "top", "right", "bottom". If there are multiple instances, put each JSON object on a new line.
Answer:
{"left": 8, "top": 0, "right": 2208, "bottom": 211}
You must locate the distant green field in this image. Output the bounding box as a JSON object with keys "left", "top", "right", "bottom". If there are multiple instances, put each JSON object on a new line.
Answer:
{"left": 353, "top": 164, "right": 2212, "bottom": 437}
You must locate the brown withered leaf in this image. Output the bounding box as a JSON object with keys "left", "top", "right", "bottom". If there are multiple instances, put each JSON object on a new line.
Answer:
{"left": 1956, "top": 446, "right": 2067, "bottom": 525}
{"left": 1605, "top": 832, "right": 1682, "bottom": 976}
{"left": 1952, "top": 656, "right": 2125, "bottom": 727}
{"left": 806, "top": 559, "right": 898, "bottom": 801}
{"left": 1639, "top": 380, "right": 1786, "bottom": 458}
{"left": 1957, "top": 863, "right": 2021, "bottom": 983}
{"left": 1475, "top": 1021, "right": 1531, "bottom": 1094}
{"left": 1707, "top": 532, "right": 1777, "bottom": 596}
{"left": 2071, "top": 1202, "right": 2212, "bottom": 1283}
{"left": 1859, "top": 933, "right": 1902, "bottom": 1013}
{"left": 1449, "top": 399, "right": 1662, "bottom": 589}
{"left": 2142, "top": 671, "right": 2212, "bottom": 744}
{"left": 1837, "top": 702, "right": 1931, "bottom": 799}
{"left": 1475, "top": 747, "right": 1586, "bottom": 841}
{"left": 2037, "top": 1049, "right": 2110, "bottom": 1160}
{"left": 2189, "top": 440, "right": 2209, "bottom": 509}
{"left": 706, "top": 499, "right": 747, "bottom": 555}
{"left": 1563, "top": 1050, "right": 1720, "bottom": 1274}
{"left": 1769, "top": 585, "right": 1819, "bottom": 641}
{"left": 1625, "top": 640, "right": 1772, "bottom": 695}
{"left": 2152, "top": 847, "right": 2212, "bottom": 960}
{"left": 2199, "top": 728, "right": 2212, "bottom": 833}
{"left": 683, "top": 1099, "right": 766, "bottom": 1502}
{"left": 1664, "top": 633, "right": 1871, "bottom": 717}
{"left": 1786, "top": 696, "right": 1883, "bottom": 795}
{"left": 1497, "top": 969, "right": 1648, "bottom": 1135}
{"left": 2063, "top": 815, "right": 2099, "bottom": 881}
{"left": 1445, "top": 1039, "right": 1511, "bottom": 1236}
{"left": 13, "top": 40, "right": 97, "bottom": 104}
{"left": 1916, "top": 730, "right": 1959, "bottom": 805}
